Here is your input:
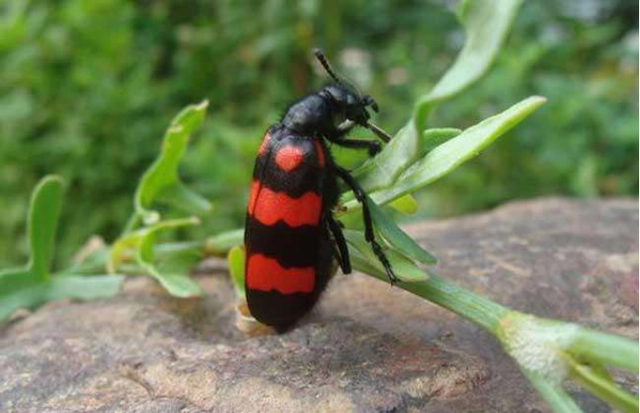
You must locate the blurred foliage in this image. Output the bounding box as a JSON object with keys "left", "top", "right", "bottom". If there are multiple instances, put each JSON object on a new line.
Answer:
{"left": 1, "top": 0, "right": 637, "bottom": 267}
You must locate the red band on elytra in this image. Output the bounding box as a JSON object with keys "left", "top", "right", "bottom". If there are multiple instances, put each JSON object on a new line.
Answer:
{"left": 246, "top": 253, "right": 315, "bottom": 294}
{"left": 248, "top": 182, "right": 321, "bottom": 227}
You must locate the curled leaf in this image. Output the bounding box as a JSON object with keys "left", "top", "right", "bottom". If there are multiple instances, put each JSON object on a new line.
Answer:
{"left": 135, "top": 100, "right": 212, "bottom": 224}
{"left": 415, "top": 0, "right": 525, "bottom": 127}
{"left": 109, "top": 217, "right": 203, "bottom": 297}
{"left": 0, "top": 176, "right": 124, "bottom": 322}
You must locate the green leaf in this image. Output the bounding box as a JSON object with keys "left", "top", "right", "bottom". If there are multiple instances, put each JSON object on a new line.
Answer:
{"left": 0, "top": 267, "right": 47, "bottom": 321}
{"left": 567, "top": 327, "right": 639, "bottom": 373}
{"left": 135, "top": 100, "right": 212, "bottom": 224}
{"left": 28, "top": 175, "right": 64, "bottom": 279}
{"left": 415, "top": 0, "right": 525, "bottom": 127}
{"left": 522, "top": 370, "right": 584, "bottom": 413}
{"left": 352, "top": 120, "right": 422, "bottom": 194}
{"left": 344, "top": 230, "right": 428, "bottom": 282}
{"left": 566, "top": 356, "right": 638, "bottom": 413}
{"left": 350, "top": 0, "right": 524, "bottom": 197}
{"left": 140, "top": 268, "right": 202, "bottom": 298}
{"left": 366, "top": 195, "right": 437, "bottom": 265}
{"left": 46, "top": 275, "right": 124, "bottom": 302}
{"left": 359, "top": 96, "right": 546, "bottom": 207}
{"left": 422, "top": 128, "right": 461, "bottom": 153}
{"left": 388, "top": 194, "right": 418, "bottom": 215}
{"left": 227, "top": 246, "right": 246, "bottom": 298}
{"left": 110, "top": 217, "right": 202, "bottom": 297}
{"left": 110, "top": 217, "right": 198, "bottom": 271}
{"left": 0, "top": 176, "right": 124, "bottom": 322}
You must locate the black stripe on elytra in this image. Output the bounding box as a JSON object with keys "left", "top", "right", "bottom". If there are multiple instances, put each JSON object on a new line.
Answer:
{"left": 246, "top": 289, "right": 319, "bottom": 330}
{"left": 245, "top": 216, "right": 320, "bottom": 268}
{"left": 253, "top": 163, "right": 323, "bottom": 197}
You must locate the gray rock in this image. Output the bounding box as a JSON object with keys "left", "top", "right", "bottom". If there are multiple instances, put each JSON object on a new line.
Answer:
{"left": 0, "top": 198, "right": 637, "bottom": 412}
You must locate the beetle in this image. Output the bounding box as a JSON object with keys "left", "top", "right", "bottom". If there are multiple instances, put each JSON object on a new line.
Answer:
{"left": 244, "top": 49, "right": 397, "bottom": 331}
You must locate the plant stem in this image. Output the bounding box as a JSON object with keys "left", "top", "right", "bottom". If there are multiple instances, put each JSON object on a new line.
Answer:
{"left": 361, "top": 260, "right": 508, "bottom": 334}
{"left": 522, "top": 369, "right": 584, "bottom": 413}
{"left": 568, "top": 328, "right": 639, "bottom": 373}
{"left": 565, "top": 355, "right": 639, "bottom": 413}
{"left": 121, "top": 213, "right": 141, "bottom": 237}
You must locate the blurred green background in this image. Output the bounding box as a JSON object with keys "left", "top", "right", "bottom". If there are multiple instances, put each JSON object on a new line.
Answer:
{"left": 1, "top": 0, "right": 637, "bottom": 267}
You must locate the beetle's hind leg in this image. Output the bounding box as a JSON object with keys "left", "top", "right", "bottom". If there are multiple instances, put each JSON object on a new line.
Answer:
{"left": 327, "top": 215, "right": 351, "bottom": 274}
{"left": 334, "top": 166, "right": 399, "bottom": 285}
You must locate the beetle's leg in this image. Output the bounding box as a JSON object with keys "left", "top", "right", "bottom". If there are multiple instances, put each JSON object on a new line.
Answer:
{"left": 329, "top": 138, "right": 381, "bottom": 156}
{"left": 334, "top": 166, "right": 399, "bottom": 284}
{"left": 327, "top": 215, "right": 351, "bottom": 274}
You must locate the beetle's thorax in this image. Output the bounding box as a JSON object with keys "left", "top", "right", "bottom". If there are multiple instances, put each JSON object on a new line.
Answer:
{"left": 280, "top": 83, "right": 366, "bottom": 139}
{"left": 280, "top": 93, "right": 332, "bottom": 137}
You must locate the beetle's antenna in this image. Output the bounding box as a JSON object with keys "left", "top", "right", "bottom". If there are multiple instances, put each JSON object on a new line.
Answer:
{"left": 313, "top": 49, "right": 342, "bottom": 84}
{"left": 313, "top": 48, "right": 364, "bottom": 98}
{"left": 314, "top": 48, "right": 391, "bottom": 142}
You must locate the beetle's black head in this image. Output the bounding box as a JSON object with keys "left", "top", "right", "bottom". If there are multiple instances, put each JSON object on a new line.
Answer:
{"left": 321, "top": 83, "right": 379, "bottom": 128}
{"left": 273, "top": 49, "right": 392, "bottom": 142}
{"left": 313, "top": 49, "right": 391, "bottom": 142}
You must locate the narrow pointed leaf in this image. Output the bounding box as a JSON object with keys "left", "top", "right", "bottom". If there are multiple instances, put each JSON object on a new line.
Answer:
{"left": 28, "top": 175, "right": 64, "bottom": 279}
{"left": 366, "top": 195, "right": 437, "bottom": 265}
{"left": 352, "top": 120, "right": 422, "bottom": 193}
{"left": 344, "top": 230, "right": 428, "bottom": 282}
{"left": 388, "top": 194, "right": 418, "bottom": 215}
{"left": 355, "top": 96, "right": 546, "bottom": 208}
{"left": 352, "top": 0, "right": 524, "bottom": 194}
{"left": 415, "top": 0, "right": 525, "bottom": 127}
{"left": 422, "top": 128, "right": 461, "bottom": 153}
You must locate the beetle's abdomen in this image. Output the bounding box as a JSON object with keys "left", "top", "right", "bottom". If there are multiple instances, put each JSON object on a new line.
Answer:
{"left": 244, "top": 129, "right": 328, "bottom": 328}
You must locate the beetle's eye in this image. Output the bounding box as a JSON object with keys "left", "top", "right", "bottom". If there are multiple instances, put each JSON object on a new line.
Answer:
{"left": 362, "top": 95, "right": 379, "bottom": 113}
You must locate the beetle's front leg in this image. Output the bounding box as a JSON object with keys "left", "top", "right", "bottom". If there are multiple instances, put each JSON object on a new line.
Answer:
{"left": 333, "top": 165, "right": 398, "bottom": 285}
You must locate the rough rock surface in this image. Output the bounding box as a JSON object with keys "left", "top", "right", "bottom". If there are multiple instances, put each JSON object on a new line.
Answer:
{"left": 0, "top": 198, "right": 637, "bottom": 413}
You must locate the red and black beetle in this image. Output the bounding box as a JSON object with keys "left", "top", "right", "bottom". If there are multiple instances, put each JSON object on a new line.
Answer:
{"left": 244, "top": 49, "right": 397, "bottom": 331}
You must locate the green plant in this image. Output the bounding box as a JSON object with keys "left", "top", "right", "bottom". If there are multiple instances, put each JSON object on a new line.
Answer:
{"left": 0, "top": 176, "right": 122, "bottom": 320}
{"left": 1, "top": 0, "right": 637, "bottom": 412}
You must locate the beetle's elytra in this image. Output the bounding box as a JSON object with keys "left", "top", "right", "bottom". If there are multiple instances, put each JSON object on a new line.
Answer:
{"left": 244, "top": 49, "right": 397, "bottom": 331}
